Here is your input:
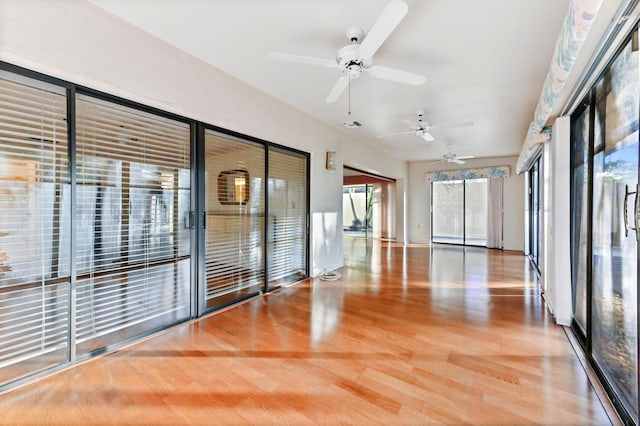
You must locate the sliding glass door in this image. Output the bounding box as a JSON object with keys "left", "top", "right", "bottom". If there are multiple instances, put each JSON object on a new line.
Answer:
{"left": 591, "top": 35, "right": 639, "bottom": 421}
{"left": 528, "top": 158, "right": 542, "bottom": 269}
{"left": 0, "top": 64, "right": 311, "bottom": 391}
{"left": 570, "top": 29, "right": 639, "bottom": 424}
{"left": 465, "top": 179, "right": 488, "bottom": 246}
{"left": 432, "top": 179, "right": 487, "bottom": 246}
{"left": 74, "top": 95, "right": 192, "bottom": 356}
{"left": 571, "top": 104, "right": 590, "bottom": 335}
{"left": 201, "top": 131, "right": 265, "bottom": 311}
{"left": 343, "top": 184, "right": 373, "bottom": 237}
{"left": 267, "top": 147, "right": 308, "bottom": 287}
{"left": 0, "top": 72, "right": 70, "bottom": 385}
{"left": 199, "top": 132, "right": 310, "bottom": 310}
{"left": 432, "top": 180, "right": 464, "bottom": 244}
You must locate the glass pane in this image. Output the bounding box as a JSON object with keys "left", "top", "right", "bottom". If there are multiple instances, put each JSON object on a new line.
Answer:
{"left": 571, "top": 105, "right": 590, "bottom": 334}
{"left": 432, "top": 180, "right": 464, "bottom": 244}
{"left": 267, "top": 148, "right": 307, "bottom": 285}
{"left": 204, "top": 132, "right": 264, "bottom": 310}
{"left": 75, "top": 95, "right": 191, "bottom": 355}
{"left": 0, "top": 73, "right": 70, "bottom": 385}
{"left": 591, "top": 38, "right": 638, "bottom": 421}
{"left": 343, "top": 185, "right": 368, "bottom": 237}
{"left": 531, "top": 163, "right": 540, "bottom": 264}
{"left": 464, "top": 179, "right": 487, "bottom": 246}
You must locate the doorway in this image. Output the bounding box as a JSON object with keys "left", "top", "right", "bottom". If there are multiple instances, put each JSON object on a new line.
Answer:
{"left": 342, "top": 166, "right": 396, "bottom": 240}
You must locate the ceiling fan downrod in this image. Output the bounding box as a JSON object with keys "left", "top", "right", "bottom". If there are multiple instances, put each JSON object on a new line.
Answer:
{"left": 348, "top": 68, "right": 352, "bottom": 116}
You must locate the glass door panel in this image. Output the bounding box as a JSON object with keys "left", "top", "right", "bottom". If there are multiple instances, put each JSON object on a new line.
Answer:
{"left": 343, "top": 185, "right": 369, "bottom": 237}
{"left": 75, "top": 95, "right": 192, "bottom": 356}
{"left": 591, "top": 38, "right": 638, "bottom": 421}
{"left": 530, "top": 161, "right": 542, "bottom": 267}
{"left": 464, "top": 179, "right": 488, "bottom": 246}
{"left": 267, "top": 148, "right": 307, "bottom": 286}
{"left": 203, "top": 131, "right": 264, "bottom": 310}
{"left": 571, "top": 105, "right": 590, "bottom": 334}
{"left": 432, "top": 180, "right": 464, "bottom": 244}
{"left": 0, "top": 73, "right": 70, "bottom": 386}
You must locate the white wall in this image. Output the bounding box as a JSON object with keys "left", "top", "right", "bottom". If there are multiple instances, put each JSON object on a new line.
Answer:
{"left": 0, "top": 0, "right": 408, "bottom": 277}
{"left": 407, "top": 156, "right": 525, "bottom": 251}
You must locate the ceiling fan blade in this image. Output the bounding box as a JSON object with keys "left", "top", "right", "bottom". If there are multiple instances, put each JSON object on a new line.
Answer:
{"left": 358, "top": 0, "right": 408, "bottom": 59}
{"left": 450, "top": 159, "right": 466, "bottom": 164}
{"left": 378, "top": 130, "right": 414, "bottom": 138}
{"left": 456, "top": 155, "right": 475, "bottom": 160}
{"left": 369, "top": 65, "right": 426, "bottom": 86}
{"left": 421, "top": 131, "right": 434, "bottom": 142}
{"left": 326, "top": 76, "right": 349, "bottom": 103}
{"left": 269, "top": 52, "right": 337, "bottom": 68}
{"left": 429, "top": 120, "right": 474, "bottom": 130}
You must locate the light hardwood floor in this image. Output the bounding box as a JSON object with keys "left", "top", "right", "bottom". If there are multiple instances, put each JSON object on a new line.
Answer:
{"left": 0, "top": 239, "right": 615, "bottom": 425}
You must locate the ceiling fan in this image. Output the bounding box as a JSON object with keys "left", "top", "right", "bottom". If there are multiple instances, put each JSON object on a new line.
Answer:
{"left": 380, "top": 110, "right": 474, "bottom": 141}
{"left": 269, "top": 0, "right": 426, "bottom": 103}
{"left": 432, "top": 145, "right": 475, "bottom": 164}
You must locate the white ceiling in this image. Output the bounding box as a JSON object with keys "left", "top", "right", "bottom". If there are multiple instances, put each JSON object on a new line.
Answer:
{"left": 89, "top": 0, "right": 601, "bottom": 162}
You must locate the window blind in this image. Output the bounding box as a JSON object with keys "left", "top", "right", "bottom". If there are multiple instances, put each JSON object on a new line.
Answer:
{"left": 204, "top": 132, "right": 264, "bottom": 308}
{"left": 267, "top": 148, "right": 307, "bottom": 285}
{"left": 0, "top": 72, "right": 69, "bottom": 384}
{"left": 75, "top": 95, "right": 191, "bottom": 354}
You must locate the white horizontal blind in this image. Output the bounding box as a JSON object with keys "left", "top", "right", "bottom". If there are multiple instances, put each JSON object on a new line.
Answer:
{"left": 204, "top": 132, "right": 264, "bottom": 305}
{"left": 75, "top": 95, "right": 191, "bottom": 354}
{"left": 267, "top": 148, "right": 307, "bottom": 284}
{"left": 0, "top": 72, "right": 69, "bottom": 383}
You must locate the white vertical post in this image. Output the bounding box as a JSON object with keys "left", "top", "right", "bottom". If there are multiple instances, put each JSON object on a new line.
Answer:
{"left": 550, "top": 116, "right": 572, "bottom": 325}
{"left": 542, "top": 141, "right": 553, "bottom": 303}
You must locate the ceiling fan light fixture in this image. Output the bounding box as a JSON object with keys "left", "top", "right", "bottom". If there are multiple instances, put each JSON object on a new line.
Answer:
{"left": 343, "top": 120, "right": 362, "bottom": 128}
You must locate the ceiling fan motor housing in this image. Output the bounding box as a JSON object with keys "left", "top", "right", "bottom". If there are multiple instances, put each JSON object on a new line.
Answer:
{"left": 337, "top": 44, "right": 368, "bottom": 78}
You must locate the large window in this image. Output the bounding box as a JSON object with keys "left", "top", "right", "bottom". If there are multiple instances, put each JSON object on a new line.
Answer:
{"left": 432, "top": 179, "right": 488, "bottom": 246}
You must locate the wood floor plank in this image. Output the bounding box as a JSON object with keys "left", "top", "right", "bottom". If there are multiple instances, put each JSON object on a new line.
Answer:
{"left": 0, "top": 239, "right": 618, "bottom": 425}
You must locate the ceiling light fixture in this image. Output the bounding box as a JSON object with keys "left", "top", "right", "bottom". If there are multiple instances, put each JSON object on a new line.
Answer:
{"left": 343, "top": 121, "right": 362, "bottom": 128}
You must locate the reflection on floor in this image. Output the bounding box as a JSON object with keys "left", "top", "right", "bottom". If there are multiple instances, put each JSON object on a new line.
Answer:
{"left": 431, "top": 236, "right": 488, "bottom": 246}
{"left": 0, "top": 237, "right": 613, "bottom": 425}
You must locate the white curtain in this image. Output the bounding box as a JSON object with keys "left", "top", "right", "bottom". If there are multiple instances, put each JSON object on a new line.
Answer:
{"left": 487, "top": 178, "right": 504, "bottom": 249}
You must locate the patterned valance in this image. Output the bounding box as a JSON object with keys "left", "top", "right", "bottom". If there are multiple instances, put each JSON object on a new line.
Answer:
{"left": 425, "top": 165, "right": 511, "bottom": 183}
{"left": 516, "top": 0, "right": 603, "bottom": 174}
